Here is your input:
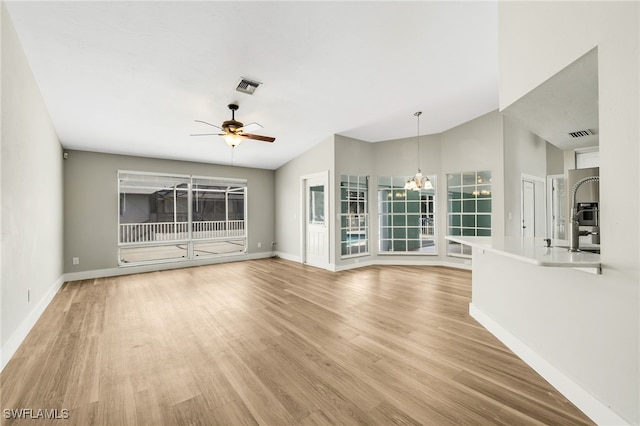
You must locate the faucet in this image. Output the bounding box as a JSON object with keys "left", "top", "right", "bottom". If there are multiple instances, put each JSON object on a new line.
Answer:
{"left": 568, "top": 176, "right": 599, "bottom": 252}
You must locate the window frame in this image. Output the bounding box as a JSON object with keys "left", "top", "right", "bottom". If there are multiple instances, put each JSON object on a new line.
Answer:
{"left": 377, "top": 175, "right": 437, "bottom": 255}
{"left": 446, "top": 170, "right": 492, "bottom": 258}
{"left": 340, "top": 175, "right": 369, "bottom": 258}
{"left": 118, "top": 170, "right": 248, "bottom": 266}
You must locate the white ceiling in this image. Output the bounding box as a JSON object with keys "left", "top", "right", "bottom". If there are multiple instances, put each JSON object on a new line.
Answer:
{"left": 6, "top": 1, "right": 499, "bottom": 170}
{"left": 502, "top": 48, "right": 599, "bottom": 151}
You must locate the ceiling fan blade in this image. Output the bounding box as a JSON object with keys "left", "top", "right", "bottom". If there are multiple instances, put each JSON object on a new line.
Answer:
{"left": 238, "top": 122, "right": 263, "bottom": 133}
{"left": 241, "top": 133, "right": 275, "bottom": 143}
{"left": 194, "top": 120, "right": 223, "bottom": 130}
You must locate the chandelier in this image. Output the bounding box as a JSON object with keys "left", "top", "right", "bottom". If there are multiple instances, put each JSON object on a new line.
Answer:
{"left": 405, "top": 111, "right": 433, "bottom": 191}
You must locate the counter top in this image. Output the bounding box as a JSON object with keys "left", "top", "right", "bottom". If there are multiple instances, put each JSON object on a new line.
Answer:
{"left": 445, "top": 236, "right": 601, "bottom": 272}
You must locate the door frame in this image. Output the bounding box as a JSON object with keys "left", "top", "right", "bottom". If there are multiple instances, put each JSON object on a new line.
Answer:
{"left": 547, "top": 174, "right": 565, "bottom": 240}
{"left": 520, "top": 173, "right": 546, "bottom": 238}
{"left": 299, "top": 170, "right": 331, "bottom": 269}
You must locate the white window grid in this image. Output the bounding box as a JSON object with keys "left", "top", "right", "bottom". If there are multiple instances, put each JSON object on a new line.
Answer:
{"left": 340, "top": 175, "right": 369, "bottom": 258}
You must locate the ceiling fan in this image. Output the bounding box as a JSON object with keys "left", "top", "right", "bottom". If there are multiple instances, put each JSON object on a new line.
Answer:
{"left": 191, "top": 103, "right": 275, "bottom": 147}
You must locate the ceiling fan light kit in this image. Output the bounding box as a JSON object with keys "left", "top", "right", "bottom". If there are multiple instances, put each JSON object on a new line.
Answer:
{"left": 405, "top": 111, "right": 433, "bottom": 191}
{"left": 223, "top": 133, "right": 243, "bottom": 147}
{"left": 192, "top": 103, "right": 275, "bottom": 148}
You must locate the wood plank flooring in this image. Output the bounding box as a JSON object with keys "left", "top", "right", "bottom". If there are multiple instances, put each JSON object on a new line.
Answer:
{"left": 1, "top": 258, "right": 594, "bottom": 425}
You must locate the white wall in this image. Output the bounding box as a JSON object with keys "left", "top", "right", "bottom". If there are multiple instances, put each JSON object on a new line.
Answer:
{"left": 499, "top": 2, "right": 639, "bottom": 423}
{"left": 1, "top": 3, "right": 64, "bottom": 369}
{"left": 274, "top": 135, "right": 334, "bottom": 263}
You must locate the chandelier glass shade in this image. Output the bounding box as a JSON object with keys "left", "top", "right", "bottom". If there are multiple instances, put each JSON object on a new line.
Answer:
{"left": 405, "top": 169, "right": 433, "bottom": 191}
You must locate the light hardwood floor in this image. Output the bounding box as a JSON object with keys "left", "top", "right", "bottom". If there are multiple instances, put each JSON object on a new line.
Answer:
{"left": 1, "top": 258, "right": 594, "bottom": 425}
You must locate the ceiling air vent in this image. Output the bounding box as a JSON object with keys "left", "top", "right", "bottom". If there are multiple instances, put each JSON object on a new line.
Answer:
{"left": 568, "top": 129, "right": 594, "bottom": 138}
{"left": 236, "top": 78, "right": 261, "bottom": 95}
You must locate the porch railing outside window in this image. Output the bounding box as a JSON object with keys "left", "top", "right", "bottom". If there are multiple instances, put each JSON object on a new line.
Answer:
{"left": 119, "top": 220, "right": 245, "bottom": 243}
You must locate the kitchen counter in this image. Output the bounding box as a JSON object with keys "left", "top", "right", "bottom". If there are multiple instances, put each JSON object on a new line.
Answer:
{"left": 445, "top": 236, "right": 601, "bottom": 273}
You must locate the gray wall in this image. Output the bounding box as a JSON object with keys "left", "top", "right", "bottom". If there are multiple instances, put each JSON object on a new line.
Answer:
{"left": 440, "top": 110, "right": 505, "bottom": 246}
{"left": 334, "top": 135, "right": 375, "bottom": 269}
{"left": 298, "top": 110, "right": 505, "bottom": 270}
{"left": 545, "top": 142, "right": 564, "bottom": 176}
{"left": 274, "top": 135, "right": 334, "bottom": 262}
{"left": 1, "top": 3, "right": 64, "bottom": 367}
{"left": 371, "top": 132, "right": 443, "bottom": 265}
{"left": 63, "top": 150, "right": 275, "bottom": 275}
{"left": 499, "top": 1, "right": 639, "bottom": 422}
{"left": 502, "top": 116, "right": 547, "bottom": 237}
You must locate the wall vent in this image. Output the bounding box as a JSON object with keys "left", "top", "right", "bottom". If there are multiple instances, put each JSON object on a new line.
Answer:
{"left": 568, "top": 129, "right": 594, "bottom": 138}
{"left": 236, "top": 78, "right": 261, "bottom": 95}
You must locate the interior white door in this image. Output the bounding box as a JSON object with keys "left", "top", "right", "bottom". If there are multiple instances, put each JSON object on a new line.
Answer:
{"left": 305, "top": 175, "right": 328, "bottom": 267}
{"left": 548, "top": 175, "right": 566, "bottom": 240}
{"left": 522, "top": 179, "right": 535, "bottom": 237}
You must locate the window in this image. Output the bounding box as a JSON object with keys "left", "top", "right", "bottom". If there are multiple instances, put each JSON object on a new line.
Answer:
{"left": 309, "top": 185, "right": 326, "bottom": 224}
{"left": 378, "top": 176, "right": 436, "bottom": 254}
{"left": 340, "top": 175, "right": 369, "bottom": 257}
{"left": 447, "top": 171, "right": 492, "bottom": 257}
{"left": 118, "top": 171, "right": 247, "bottom": 265}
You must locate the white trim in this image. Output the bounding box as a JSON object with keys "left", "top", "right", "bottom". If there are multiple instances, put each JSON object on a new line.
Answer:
{"left": 334, "top": 258, "right": 472, "bottom": 272}
{"left": 300, "top": 170, "right": 331, "bottom": 267}
{"left": 520, "top": 173, "right": 546, "bottom": 238}
{"left": 1, "top": 275, "right": 65, "bottom": 372}
{"left": 546, "top": 174, "right": 565, "bottom": 239}
{"left": 335, "top": 259, "right": 376, "bottom": 271}
{"left": 274, "top": 251, "right": 301, "bottom": 263}
{"left": 118, "top": 169, "right": 247, "bottom": 185}
{"left": 64, "top": 252, "right": 274, "bottom": 282}
{"left": 469, "top": 303, "right": 629, "bottom": 426}
{"left": 68, "top": 250, "right": 472, "bottom": 281}
{"left": 440, "top": 260, "right": 472, "bottom": 270}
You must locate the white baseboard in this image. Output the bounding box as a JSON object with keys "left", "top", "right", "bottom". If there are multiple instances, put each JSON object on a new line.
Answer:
{"left": 273, "top": 252, "right": 471, "bottom": 273}
{"left": 274, "top": 251, "right": 301, "bottom": 263}
{"left": 335, "top": 259, "right": 376, "bottom": 271}
{"left": 469, "top": 303, "right": 628, "bottom": 426}
{"left": 440, "top": 261, "right": 472, "bottom": 270}
{"left": 335, "top": 258, "right": 471, "bottom": 272}
{"left": 63, "top": 251, "right": 275, "bottom": 282}
{"left": 1, "top": 275, "right": 65, "bottom": 372}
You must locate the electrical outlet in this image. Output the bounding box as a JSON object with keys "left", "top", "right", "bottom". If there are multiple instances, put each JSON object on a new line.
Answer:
{"left": 257, "top": 242, "right": 262, "bottom": 248}
{"left": 27, "top": 289, "right": 31, "bottom": 302}
{"left": 72, "top": 257, "right": 80, "bottom": 265}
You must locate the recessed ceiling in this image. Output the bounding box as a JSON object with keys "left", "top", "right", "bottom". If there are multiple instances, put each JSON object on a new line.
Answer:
{"left": 5, "top": 1, "right": 499, "bottom": 170}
